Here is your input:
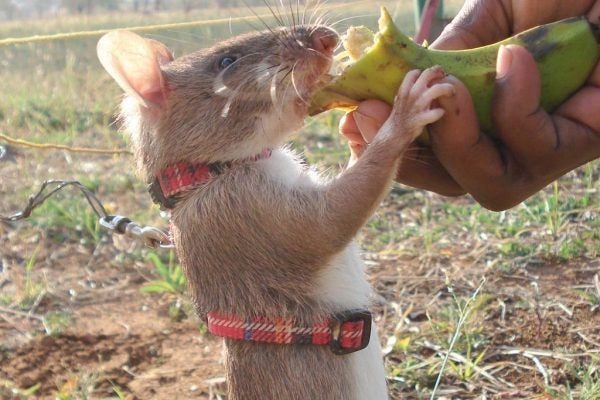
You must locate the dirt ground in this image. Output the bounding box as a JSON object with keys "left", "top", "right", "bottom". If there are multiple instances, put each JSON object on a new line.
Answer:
{"left": 1, "top": 148, "right": 599, "bottom": 400}
{"left": 1, "top": 233, "right": 598, "bottom": 399}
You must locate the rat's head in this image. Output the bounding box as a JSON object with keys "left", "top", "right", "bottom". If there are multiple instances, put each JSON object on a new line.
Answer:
{"left": 98, "top": 24, "right": 338, "bottom": 179}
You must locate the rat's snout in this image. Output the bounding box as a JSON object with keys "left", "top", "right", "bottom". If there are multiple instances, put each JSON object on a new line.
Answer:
{"left": 310, "top": 27, "right": 338, "bottom": 56}
{"left": 273, "top": 25, "right": 338, "bottom": 111}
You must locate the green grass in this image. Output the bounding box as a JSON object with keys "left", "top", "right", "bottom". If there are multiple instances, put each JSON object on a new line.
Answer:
{"left": 141, "top": 250, "right": 194, "bottom": 321}
{"left": 7, "top": 247, "right": 47, "bottom": 311}
{"left": 545, "top": 358, "right": 600, "bottom": 400}
{"left": 42, "top": 311, "right": 72, "bottom": 337}
{"left": 0, "top": 381, "right": 41, "bottom": 400}
{"left": 141, "top": 250, "right": 187, "bottom": 296}
{"left": 28, "top": 194, "right": 102, "bottom": 245}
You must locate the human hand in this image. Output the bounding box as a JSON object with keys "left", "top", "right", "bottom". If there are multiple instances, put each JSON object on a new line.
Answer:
{"left": 340, "top": 0, "right": 600, "bottom": 209}
{"left": 341, "top": 101, "right": 465, "bottom": 196}
{"left": 427, "top": 0, "right": 600, "bottom": 210}
{"left": 434, "top": 0, "right": 600, "bottom": 50}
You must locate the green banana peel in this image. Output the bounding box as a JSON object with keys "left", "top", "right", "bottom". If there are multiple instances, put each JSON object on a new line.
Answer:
{"left": 310, "top": 7, "right": 600, "bottom": 135}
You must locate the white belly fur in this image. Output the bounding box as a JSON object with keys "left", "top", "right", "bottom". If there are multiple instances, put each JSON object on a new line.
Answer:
{"left": 259, "top": 148, "right": 388, "bottom": 400}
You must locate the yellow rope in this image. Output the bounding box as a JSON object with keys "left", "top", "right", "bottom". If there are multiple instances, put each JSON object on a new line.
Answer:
{"left": 0, "top": 133, "right": 131, "bottom": 155}
{"left": 0, "top": 1, "right": 372, "bottom": 154}
{"left": 0, "top": 1, "right": 371, "bottom": 47}
{"left": 0, "top": 16, "right": 263, "bottom": 47}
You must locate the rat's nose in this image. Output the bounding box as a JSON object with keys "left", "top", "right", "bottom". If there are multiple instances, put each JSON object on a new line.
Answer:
{"left": 310, "top": 27, "right": 338, "bottom": 55}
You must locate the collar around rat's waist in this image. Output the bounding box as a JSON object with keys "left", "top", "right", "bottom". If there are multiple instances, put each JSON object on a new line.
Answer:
{"left": 207, "top": 309, "right": 372, "bottom": 355}
{"left": 148, "top": 148, "right": 273, "bottom": 210}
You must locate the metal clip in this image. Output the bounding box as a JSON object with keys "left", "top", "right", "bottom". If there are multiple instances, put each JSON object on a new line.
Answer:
{"left": 125, "top": 223, "right": 173, "bottom": 249}
{"left": 100, "top": 215, "right": 174, "bottom": 249}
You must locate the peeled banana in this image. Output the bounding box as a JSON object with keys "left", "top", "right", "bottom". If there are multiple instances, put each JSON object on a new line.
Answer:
{"left": 310, "top": 7, "right": 600, "bottom": 134}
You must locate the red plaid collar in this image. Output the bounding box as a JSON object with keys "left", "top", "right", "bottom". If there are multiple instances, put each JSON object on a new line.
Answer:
{"left": 207, "top": 309, "right": 372, "bottom": 355}
{"left": 149, "top": 149, "right": 272, "bottom": 210}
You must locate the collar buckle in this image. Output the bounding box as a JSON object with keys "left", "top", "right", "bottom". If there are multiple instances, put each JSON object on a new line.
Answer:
{"left": 148, "top": 178, "right": 177, "bottom": 210}
{"left": 329, "top": 310, "right": 372, "bottom": 355}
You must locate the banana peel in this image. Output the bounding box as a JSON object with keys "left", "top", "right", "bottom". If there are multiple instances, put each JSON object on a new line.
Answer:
{"left": 310, "top": 7, "right": 600, "bottom": 135}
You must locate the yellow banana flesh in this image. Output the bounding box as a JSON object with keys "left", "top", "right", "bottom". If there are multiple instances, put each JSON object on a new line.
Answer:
{"left": 310, "top": 7, "right": 600, "bottom": 135}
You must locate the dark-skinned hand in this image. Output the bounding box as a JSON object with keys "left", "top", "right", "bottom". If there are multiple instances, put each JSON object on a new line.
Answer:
{"left": 339, "top": 0, "right": 600, "bottom": 210}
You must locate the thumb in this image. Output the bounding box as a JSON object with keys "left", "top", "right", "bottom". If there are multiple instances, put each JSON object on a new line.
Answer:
{"left": 493, "top": 45, "right": 540, "bottom": 118}
{"left": 351, "top": 100, "right": 392, "bottom": 144}
{"left": 492, "top": 44, "right": 556, "bottom": 159}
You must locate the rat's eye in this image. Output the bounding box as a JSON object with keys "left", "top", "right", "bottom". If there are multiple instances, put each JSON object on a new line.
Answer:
{"left": 218, "top": 56, "right": 237, "bottom": 70}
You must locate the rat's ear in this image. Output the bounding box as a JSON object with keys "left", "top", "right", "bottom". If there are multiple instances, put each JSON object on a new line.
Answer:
{"left": 97, "top": 30, "right": 174, "bottom": 108}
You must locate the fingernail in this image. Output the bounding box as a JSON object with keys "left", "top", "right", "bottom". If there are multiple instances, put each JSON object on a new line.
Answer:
{"left": 353, "top": 112, "right": 381, "bottom": 143}
{"left": 496, "top": 45, "right": 513, "bottom": 80}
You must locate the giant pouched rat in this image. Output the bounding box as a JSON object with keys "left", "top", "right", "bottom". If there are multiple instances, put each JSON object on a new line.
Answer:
{"left": 98, "top": 14, "right": 454, "bottom": 400}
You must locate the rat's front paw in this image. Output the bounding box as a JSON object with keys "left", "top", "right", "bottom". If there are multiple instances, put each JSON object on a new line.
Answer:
{"left": 376, "top": 66, "right": 455, "bottom": 149}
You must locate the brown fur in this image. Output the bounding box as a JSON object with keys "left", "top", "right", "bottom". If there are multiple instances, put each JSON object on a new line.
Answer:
{"left": 122, "top": 27, "right": 332, "bottom": 179}
{"left": 169, "top": 118, "right": 413, "bottom": 399}
{"left": 101, "top": 20, "right": 453, "bottom": 399}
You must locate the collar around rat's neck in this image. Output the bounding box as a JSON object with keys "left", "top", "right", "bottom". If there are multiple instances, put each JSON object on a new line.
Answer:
{"left": 148, "top": 148, "right": 273, "bottom": 210}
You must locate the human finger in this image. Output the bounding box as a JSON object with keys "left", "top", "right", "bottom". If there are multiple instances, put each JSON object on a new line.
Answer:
{"left": 352, "top": 100, "right": 393, "bottom": 144}
{"left": 339, "top": 112, "right": 368, "bottom": 146}
{"left": 432, "top": 0, "right": 511, "bottom": 50}
{"left": 342, "top": 100, "right": 464, "bottom": 195}
{"left": 395, "top": 143, "right": 465, "bottom": 196}
{"left": 494, "top": 45, "right": 600, "bottom": 176}
{"left": 427, "top": 74, "right": 517, "bottom": 209}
